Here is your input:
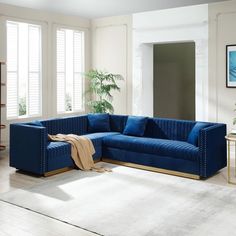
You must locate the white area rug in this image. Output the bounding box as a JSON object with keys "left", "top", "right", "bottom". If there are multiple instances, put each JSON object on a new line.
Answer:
{"left": 1, "top": 163, "right": 236, "bottom": 236}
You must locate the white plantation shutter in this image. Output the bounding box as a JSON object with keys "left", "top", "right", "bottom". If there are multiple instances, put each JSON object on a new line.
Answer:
{"left": 7, "top": 22, "right": 18, "bottom": 118}
{"left": 28, "top": 25, "right": 41, "bottom": 116}
{"left": 6, "top": 20, "right": 42, "bottom": 119}
{"left": 56, "top": 27, "right": 84, "bottom": 113}
{"left": 57, "top": 29, "right": 66, "bottom": 113}
{"left": 73, "top": 31, "right": 83, "bottom": 110}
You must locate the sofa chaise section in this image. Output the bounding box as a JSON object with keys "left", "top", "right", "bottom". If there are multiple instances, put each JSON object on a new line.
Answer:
{"left": 10, "top": 115, "right": 120, "bottom": 175}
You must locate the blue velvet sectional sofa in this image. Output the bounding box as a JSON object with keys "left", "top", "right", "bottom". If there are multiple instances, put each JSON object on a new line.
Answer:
{"left": 10, "top": 114, "right": 227, "bottom": 179}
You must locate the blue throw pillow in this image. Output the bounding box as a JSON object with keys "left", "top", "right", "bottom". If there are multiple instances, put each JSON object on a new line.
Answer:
{"left": 29, "top": 120, "right": 43, "bottom": 127}
{"left": 187, "top": 122, "right": 209, "bottom": 146}
{"left": 88, "top": 113, "right": 111, "bottom": 133}
{"left": 123, "top": 116, "right": 148, "bottom": 137}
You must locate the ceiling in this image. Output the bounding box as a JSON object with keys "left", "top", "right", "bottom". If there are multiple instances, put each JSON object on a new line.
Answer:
{"left": 0, "top": 0, "right": 229, "bottom": 19}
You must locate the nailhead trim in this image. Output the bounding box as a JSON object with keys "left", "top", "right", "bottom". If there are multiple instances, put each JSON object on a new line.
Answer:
{"left": 199, "top": 124, "right": 225, "bottom": 177}
{"left": 199, "top": 128, "right": 210, "bottom": 177}
{"left": 199, "top": 131, "right": 203, "bottom": 176}
{"left": 40, "top": 128, "right": 47, "bottom": 174}
{"left": 204, "top": 130, "right": 207, "bottom": 177}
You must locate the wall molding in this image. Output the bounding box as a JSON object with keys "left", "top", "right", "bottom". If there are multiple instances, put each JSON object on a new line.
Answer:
{"left": 93, "top": 23, "right": 129, "bottom": 114}
{"left": 133, "top": 21, "right": 208, "bottom": 32}
{"left": 214, "top": 10, "right": 236, "bottom": 122}
{"left": 133, "top": 21, "right": 208, "bottom": 119}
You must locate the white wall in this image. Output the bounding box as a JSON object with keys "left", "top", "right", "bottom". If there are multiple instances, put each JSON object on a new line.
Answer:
{"left": 1, "top": 0, "right": 235, "bottom": 151}
{"left": 91, "top": 15, "right": 132, "bottom": 115}
{"left": 132, "top": 5, "right": 209, "bottom": 119}
{"left": 209, "top": 0, "right": 236, "bottom": 131}
{"left": 0, "top": 3, "right": 91, "bottom": 147}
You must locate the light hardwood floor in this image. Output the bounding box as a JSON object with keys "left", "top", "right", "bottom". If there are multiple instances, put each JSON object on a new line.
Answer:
{"left": 0, "top": 201, "right": 97, "bottom": 236}
{"left": 0, "top": 152, "right": 98, "bottom": 236}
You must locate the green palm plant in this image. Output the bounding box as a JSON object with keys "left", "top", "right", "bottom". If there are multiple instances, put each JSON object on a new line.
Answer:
{"left": 85, "top": 69, "right": 123, "bottom": 114}
{"left": 234, "top": 104, "right": 236, "bottom": 125}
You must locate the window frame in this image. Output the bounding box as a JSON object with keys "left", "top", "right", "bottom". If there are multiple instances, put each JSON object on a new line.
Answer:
{"left": 3, "top": 16, "right": 46, "bottom": 121}
{"left": 53, "top": 24, "right": 86, "bottom": 116}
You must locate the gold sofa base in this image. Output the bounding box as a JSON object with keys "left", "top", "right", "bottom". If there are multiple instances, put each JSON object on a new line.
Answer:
{"left": 44, "top": 158, "right": 200, "bottom": 180}
{"left": 102, "top": 158, "right": 201, "bottom": 180}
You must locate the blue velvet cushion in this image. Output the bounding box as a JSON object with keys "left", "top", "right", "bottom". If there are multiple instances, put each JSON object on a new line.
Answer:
{"left": 29, "top": 120, "right": 43, "bottom": 126}
{"left": 83, "top": 132, "right": 119, "bottom": 160}
{"left": 109, "top": 114, "right": 128, "bottom": 132}
{"left": 123, "top": 116, "right": 148, "bottom": 137}
{"left": 103, "top": 134, "right": 198, "bottom": 161}
{"left": 88, "top": 113, "right": 111, "bottom": 133}
{"left": 187, "top": 122, "right": 209, "bottom": 146}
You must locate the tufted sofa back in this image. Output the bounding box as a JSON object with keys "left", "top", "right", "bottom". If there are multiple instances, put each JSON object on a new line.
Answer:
{"left": 109, "top": 115, "right": 213, "bottom": 141}
{"left": 144, "top": 118, "right": 213, "bottom": 141}
{"left": 41, "top": 115, "right": 88, "bottom": 135}
{"left": 39, "top": 114, "right": 128, "bottom": 135}
{"left": 109, "top": 114, "right": 128, "bottom": 133}
{"left": 39, "top": 114, "right": 214, "bottom": 142}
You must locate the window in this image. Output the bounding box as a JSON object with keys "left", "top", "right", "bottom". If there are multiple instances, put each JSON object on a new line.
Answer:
{"left": 56, "top": 27, "right": 84, "bottom": 113}
{"left": 6, "top": 20, "right": 42, "bottom": 119}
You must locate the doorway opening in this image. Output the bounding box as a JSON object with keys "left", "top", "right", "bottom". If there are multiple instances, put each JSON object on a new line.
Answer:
{"left": 153, "top": 42, "right": 195, "bottom": 120}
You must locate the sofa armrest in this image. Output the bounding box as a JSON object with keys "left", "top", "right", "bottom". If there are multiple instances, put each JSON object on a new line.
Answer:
{"left": 10, "top": 123, "right": 47, "bottom": 175}
{"left": 199, "top": 124, "right": 227, "bottom": 178}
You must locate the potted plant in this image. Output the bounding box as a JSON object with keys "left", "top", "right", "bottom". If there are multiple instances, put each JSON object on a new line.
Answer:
{"left": 234, "top": 104, "right": 236, "bottom": 125}
{"left": 85, "top": 69, "right": 123, "bottom": 113}
{"left": 230, "top": 104, "right": 236, "bottom": 135}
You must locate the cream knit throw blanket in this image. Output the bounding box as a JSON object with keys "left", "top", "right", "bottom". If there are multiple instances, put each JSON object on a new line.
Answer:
{"left": 48, "top": 134, "right": 110, "bottom": 173}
